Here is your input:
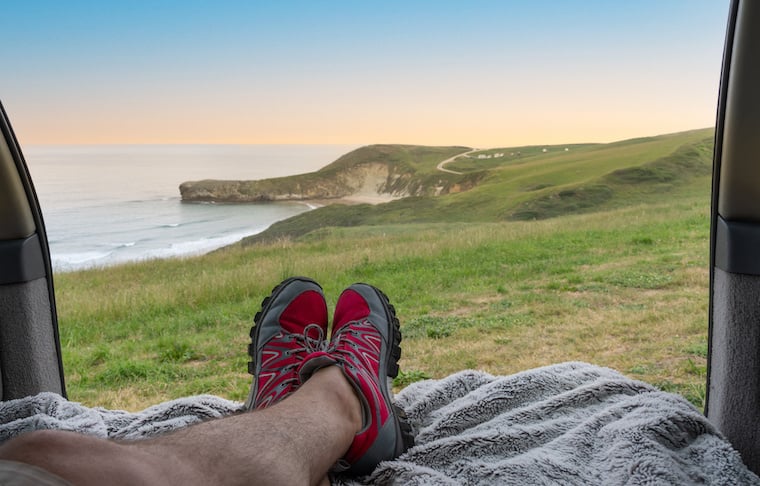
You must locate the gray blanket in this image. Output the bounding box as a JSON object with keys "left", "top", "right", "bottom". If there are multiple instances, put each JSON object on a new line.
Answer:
{"left": 0, "top": 362, "right": 756, "bottom": 485}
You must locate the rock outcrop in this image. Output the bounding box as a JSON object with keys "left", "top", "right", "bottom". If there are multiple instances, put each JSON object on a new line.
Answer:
{"left": 179, "top": 144, "right": 480, "bottom": 203}
{"left": 179, "top": 162, "right": 403, "bottom": 203}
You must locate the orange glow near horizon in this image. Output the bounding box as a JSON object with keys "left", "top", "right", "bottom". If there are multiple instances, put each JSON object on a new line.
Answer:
{"left": 11, "top": 86, "right": 718, "bottom": 148}
{"left": 3, "top": 2, "right": 728, "bottom": 149}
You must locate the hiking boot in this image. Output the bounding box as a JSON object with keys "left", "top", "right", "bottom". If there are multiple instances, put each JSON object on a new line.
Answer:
{"left": 245, "top": 277, "right": 328, "bottom": 410}
{"left": 328, "top": 283, "right": 414, "bottom": 476}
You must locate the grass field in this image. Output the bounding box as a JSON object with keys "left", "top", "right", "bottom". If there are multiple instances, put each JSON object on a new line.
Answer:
{"left": 54, "top": 129, "right": 714, "bottom": 411}
{"left": 244, "top": 128, "right": 712, "bottom": 243}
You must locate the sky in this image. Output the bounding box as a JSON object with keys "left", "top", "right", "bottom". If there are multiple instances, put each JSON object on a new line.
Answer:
{"left": 1, "top": 1, "right": 730, "bottom": 147}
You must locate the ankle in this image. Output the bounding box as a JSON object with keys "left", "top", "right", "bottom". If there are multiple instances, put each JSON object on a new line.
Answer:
{"left": 311, "top": 366, "right": 363, "bottom": 434}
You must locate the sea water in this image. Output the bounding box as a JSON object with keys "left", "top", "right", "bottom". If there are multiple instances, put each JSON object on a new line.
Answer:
{"left": 23, "top": 144, "right": 358, "bottom": 272}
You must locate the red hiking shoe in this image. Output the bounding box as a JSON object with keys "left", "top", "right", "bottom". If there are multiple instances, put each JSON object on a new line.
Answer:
{"left": 329, "top": 283, "right": 414, "bottom": 476}
{"left": 245, "top": 277, "right": 328, "bottom": 410}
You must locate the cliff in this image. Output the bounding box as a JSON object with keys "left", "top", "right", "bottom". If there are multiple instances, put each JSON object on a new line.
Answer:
{"left": 179, "top": 144, "right": 477, "bottom": 203}
{"left": 180, "top": 162, "right": 397, "bottom": 203}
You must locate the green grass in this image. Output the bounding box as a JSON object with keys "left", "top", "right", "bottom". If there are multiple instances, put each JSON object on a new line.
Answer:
{"left": 446, "top": 143, "right": 601, "bottom": 172}
{"left": 324, "top": 144, "right": 471, "bottom": 176}
{"left": 243, "top": 128, "right": 713, "bottom": 244}
{"left": 55, "top": 180, "right": 711, "bottom": 410}
{"left": 510, "top": 135, "right": 712, "bottom": 220}
{"left": 53, "top": 129, "right": 715, "bottom": 410}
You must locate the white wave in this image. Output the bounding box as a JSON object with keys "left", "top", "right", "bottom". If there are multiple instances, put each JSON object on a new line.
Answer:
{"left": 303, "top": 203, "right": 323, "bottom": 209}
{"left": 51, "top": 226, "right": 274, "bottom": 272}
{"left": 142, "top": 229, "right": 267, "bottom": 260}
{"left": 161, "top": 223, "right": 181, "bottom": 228}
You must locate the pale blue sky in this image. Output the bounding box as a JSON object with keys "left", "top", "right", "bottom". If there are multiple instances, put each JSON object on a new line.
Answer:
{"left": 1, "top": 1, "right": 730, "bottom": 146}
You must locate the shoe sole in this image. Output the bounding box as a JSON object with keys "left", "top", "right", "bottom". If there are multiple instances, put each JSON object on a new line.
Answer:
{"left": 244, "top": 276, "right": 324, "bottom": 409}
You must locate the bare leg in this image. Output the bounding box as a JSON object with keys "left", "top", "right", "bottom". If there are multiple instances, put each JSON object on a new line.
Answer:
{"left": 0, "top": 366, "right": 360, "bottom": 486}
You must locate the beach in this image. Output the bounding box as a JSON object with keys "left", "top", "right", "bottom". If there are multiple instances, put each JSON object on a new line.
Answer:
{"left": 24, "top": 144, "right": 358, "bottom": 271}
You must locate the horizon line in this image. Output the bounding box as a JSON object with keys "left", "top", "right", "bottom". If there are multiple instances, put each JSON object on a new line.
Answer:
{"left": 21, "top": 126, "right": 715, "bottom": 149}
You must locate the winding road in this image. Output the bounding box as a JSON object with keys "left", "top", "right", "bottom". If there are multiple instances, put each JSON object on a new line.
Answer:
{"left": 436, "top": 148, "right": 481, "bottom": 174}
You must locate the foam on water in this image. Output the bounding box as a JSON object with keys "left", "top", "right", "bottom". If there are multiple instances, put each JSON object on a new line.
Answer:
{"left": 24, "top": 144, "right": 358, "bottom": 272}
{"left": 142, "top": 229, "right": 266, "bottom": 260}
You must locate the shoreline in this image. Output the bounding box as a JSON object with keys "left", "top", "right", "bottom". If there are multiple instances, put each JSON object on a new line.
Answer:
{"left": 53, "top": 193, "right": 399, "bottom": 273}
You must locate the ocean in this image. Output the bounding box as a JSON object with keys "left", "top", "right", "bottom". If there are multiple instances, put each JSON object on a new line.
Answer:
{"left": 23, "top": 144, "right": 358, "bottom": 272}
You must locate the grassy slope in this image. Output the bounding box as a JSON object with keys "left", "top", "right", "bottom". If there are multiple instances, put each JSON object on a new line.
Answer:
{"left": 323, "top": 144, "right": 471, "bottom": 175}
{"left": 243, "top": 128, "right": 712, "bottom": 243}
{"left": 54, "top": 129, "right": 714, "bottom": 410}
{"left": 181, "top": 144, "right": 472, "bottom": 200}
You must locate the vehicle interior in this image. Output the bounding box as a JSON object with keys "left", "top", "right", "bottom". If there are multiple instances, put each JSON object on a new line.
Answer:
{"left": 0, "top": 0, "right": 757, "bottom": 477}
{"left": 706, "top": 0, "right": 760, "bottom": 473}
{"left": 0, "top": 105, "right": 65, "bottom": 401}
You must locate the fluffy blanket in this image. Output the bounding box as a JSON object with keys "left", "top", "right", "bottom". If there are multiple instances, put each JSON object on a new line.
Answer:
{"left": 0, "top": 362, "right": 756, "bottom": 485}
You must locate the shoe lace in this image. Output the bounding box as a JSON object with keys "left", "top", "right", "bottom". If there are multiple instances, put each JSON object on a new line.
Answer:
{"left": 301, "top": 323, "right": 330, "bottom": 353}
{"left": 275, "top": 324, "right": 330, "bottom": 379}
{"left": 331, "top": 319, "right": 375, "bottom": 353}
{"left": 253, "top": 324, "right": 330, "bottom": 407}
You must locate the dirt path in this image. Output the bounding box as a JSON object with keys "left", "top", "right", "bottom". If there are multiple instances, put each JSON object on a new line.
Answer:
{"left": 436, "top": 148, "right": 481, "bottom": 174}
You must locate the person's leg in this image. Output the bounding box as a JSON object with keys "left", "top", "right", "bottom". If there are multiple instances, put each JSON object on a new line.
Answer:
{"left": 321, "top": 283, "right": 414, "bottom": 475}
{"left": 0, "top": 365, "right": 361, "bottom": 486}
{"left": 0, "top": 277, "right": 413, "bottom": 484}
{"left": 297, "top": 282, "right": 414, "bottom": 475}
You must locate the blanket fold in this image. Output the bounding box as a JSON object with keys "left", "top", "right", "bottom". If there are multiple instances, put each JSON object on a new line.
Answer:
{"left": 0, "top": 362, "right": 755, "bottom": 485}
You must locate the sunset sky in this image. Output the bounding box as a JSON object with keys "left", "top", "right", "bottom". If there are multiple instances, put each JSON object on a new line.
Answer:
{"left": 2, "top": 1, "right": 730, "bottom": 147}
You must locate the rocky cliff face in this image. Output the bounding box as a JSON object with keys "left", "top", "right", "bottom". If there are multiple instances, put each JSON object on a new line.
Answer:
{"left": 179, "top": 144, "right": 483, "bottom": 203}
{"left": 179, "top": 162, "right": 405, "bottom": 202}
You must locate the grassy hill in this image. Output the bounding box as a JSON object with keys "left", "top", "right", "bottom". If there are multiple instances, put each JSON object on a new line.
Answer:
{"left": 55, "top": 128, "right": 715, "bottom": 410}
{"left": 179, "top": 144, "right": 474, "bottom": 202}
{"left": 243, "top": 128, "right": 713, "bottom": 244}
